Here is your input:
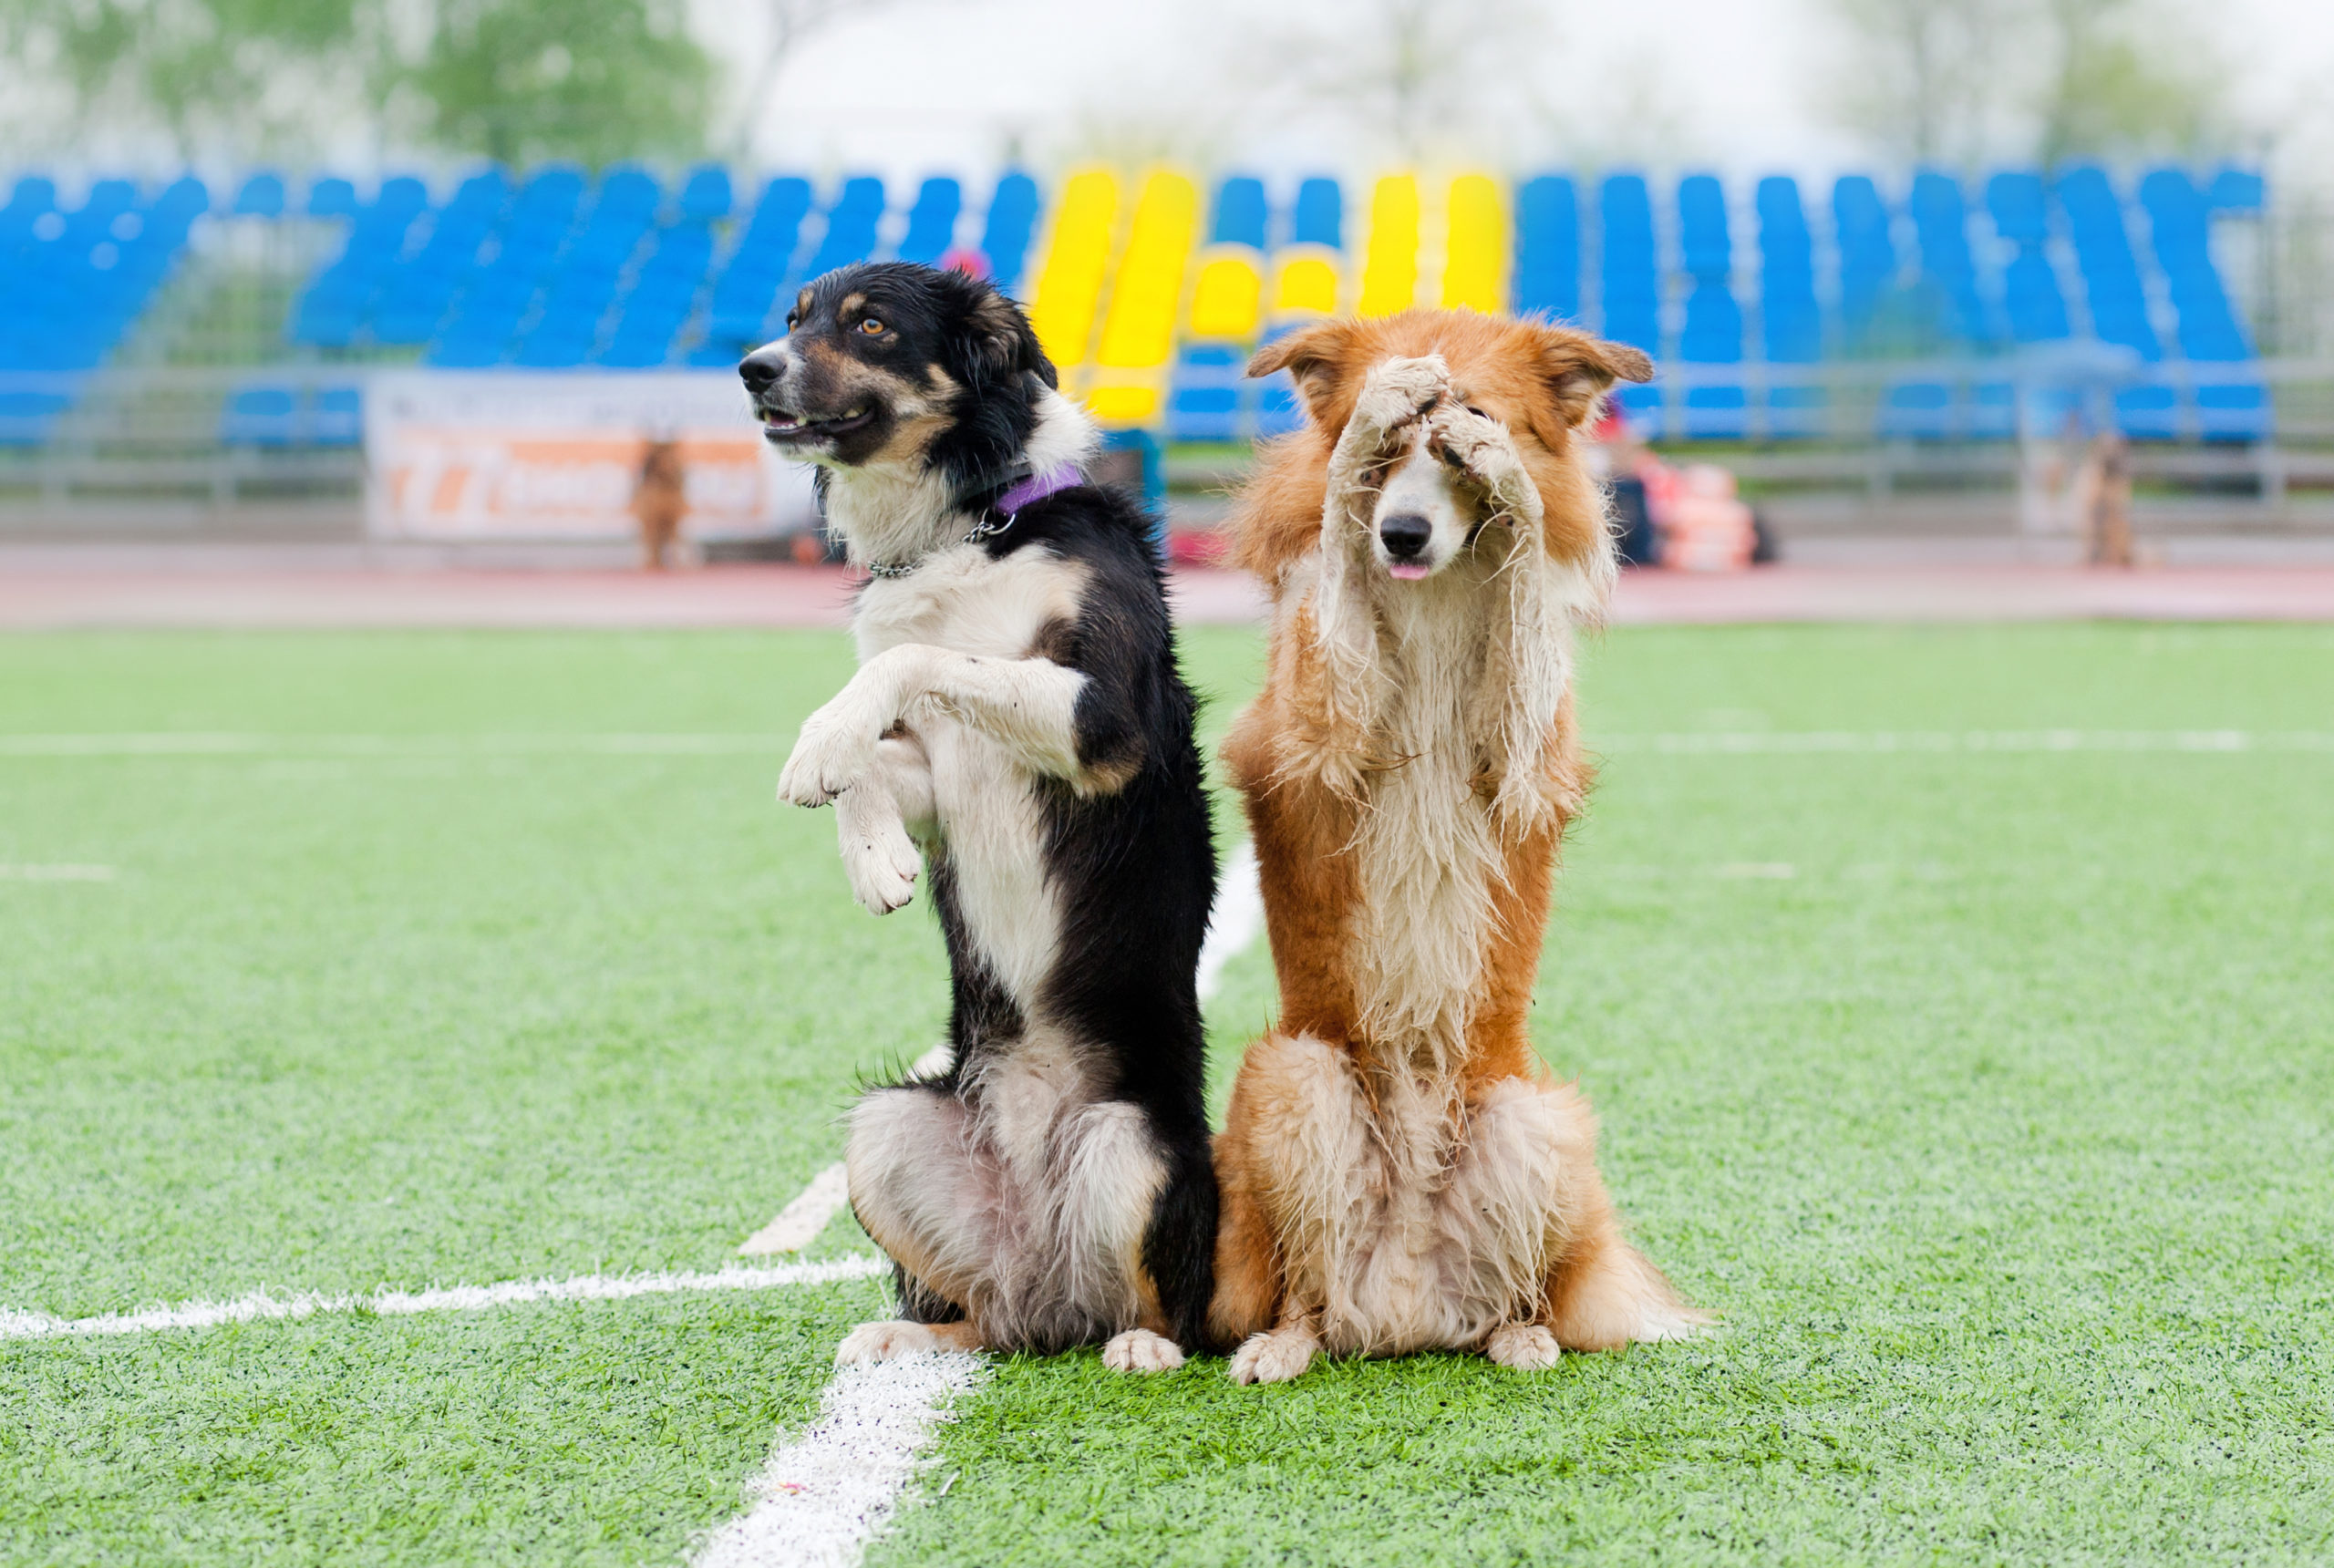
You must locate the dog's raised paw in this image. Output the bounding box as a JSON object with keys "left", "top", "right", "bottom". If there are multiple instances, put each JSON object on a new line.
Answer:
{"left": 836, "top": 799, "right": 920, "bottom": 914}
{"left": 1100, "top": 1328, "right": 1185, "bottom": 1374}
{"left": 1484, "top": 1323, "right": 1564, "bottom": 1371}
{"left": 1228, "top": 1327, "right": 1317, "bottom": 1386}
{"left": 834, "top": 1319, "right": 942, "bottom": 1367}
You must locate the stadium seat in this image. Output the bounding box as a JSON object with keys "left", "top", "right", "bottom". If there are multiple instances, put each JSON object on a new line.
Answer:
{"left": 1675, "top": 174, "right": 1744, "bottom": 439}
{"left": 2139, "top": 168, "right": 2267, "bottom": 440}
{"left": 1599, "top": 175, "right": 1661, "bottom": 431}
{"left": 1441, "top": 174, "right": 1504, "bottom": 315}
{"left": 1090, "top": 171, "right": 1199, "bottom": 428}
{"left": 1255, "top": 175, "right": 1345, "bottom": 436}
{"left": 1357, "top": 174, "right": 1419, "bottom": 317}
{"left": 977, "top": 171, "right": 1040, "bottom": 295}
{"left": 895, "top": 177, "right": 962, "bottom": 266}
{"left": 1028, "top": 169, "right": 1119, "bottom": 376}
{"left": 1755, "top": 176, "right": 1824, "bottom": 438}
{"left": 1513, "top": 175, "right": 1579, "bottom": 323}
{"left": 306, "top": 177, "right": 357, "bottom": 217}
{"left": 679, "top": 165, "right": 732, "bottom": 222}
{"left": 232, "top": 173, "right": 286, "bottom": 218}
{"left": 1168, "top": 176, "right": 1269, "bottom": 442}
{"left": 801, "top": 176, "right": 885, "bottom": 279}
{"left": 700, "top": 174, "right": 813, "bottom": 356}
{"left": 1986, "top": 172, "right": 2070, "bottom": 344}
{"left": 1833, "top": 174, "right": 1896, "bottom": 349}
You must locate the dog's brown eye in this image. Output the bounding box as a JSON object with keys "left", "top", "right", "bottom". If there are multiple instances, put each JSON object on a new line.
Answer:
{"left": 858, "top": 317, "right": 886, "bottom": 335}
{"left": 784, "top": 312, "right": 799, "bottom": 329}
{"left": 1464, "top": 405, "right": 1491, "bottom": 420}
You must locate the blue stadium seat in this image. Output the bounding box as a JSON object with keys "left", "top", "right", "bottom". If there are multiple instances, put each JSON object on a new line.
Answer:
{"left": 1211, "top": 175, "right": 1267, "bottom": 249}
{"left": 699, "top": 174, "right": 813, "bottom": 359}
{"left": 1168, "top": 342, "right": 1244, "bottom": 442}
{"left": 1755, "top": 176, "right": 1823, "bottom": 437}
{"left": 2139, "top": 168, "right": 2267, "bottom": 439}
{"left": 2206, "top": 169, "right": 2265, "bottom": 213}
{"left": 222, "top": 387, "right": 299, "bottom": 446}
{"left": 232, "top": 173, "right": 286, "bottom": 218}
{"left": 1513, "top": 176, "right": 1579, "bottom": 323}
{"left": 1675, "top": 174, "right": 1744, "bottom": 438}
{"left": 802, "top": 177, "right": 885, "bottom": 279}
{"left": 979, "top": 171, "right": 1040, "bottom": 294}
{"left": 1833, "top": 175, "right": 1896, "bottom": 348}
{"left": 1598, "top": 175, "right": 1661, "bottom": 431}
{"left": 1908, "top": 171, "right": 1988, "bottom": 346}
{"left": 306, "top": 177, "right": 357, "bottom": 217}
{"left": 1987, "top": 172, "right": 2070, "bottom": 344}
{"left": 896, "top": 177, "right": 963, "bottom": 265}
{"left": 679, "top": 165, "right": 732, "bottom": 222}
{"left": 1291, "top": 177, "right": 1341, "bottom": 249}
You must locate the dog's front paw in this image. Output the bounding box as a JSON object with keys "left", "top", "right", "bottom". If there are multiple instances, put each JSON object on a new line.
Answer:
{"left": 1352, "top": 355, "right": 1451, "bottom": 435}
{"left": 834, "top": 1319, "right": 943, "bottom": 1366}
{"left": 836, "top": 796, "right": 919, "bottom": 914}
{"left": 779, "top": 707, "right": 878, "bottom": 808}
{"left": 1483, "top": 1322, "right": 1563, "bottom": 1371}
{"left": 1228, "top": 1326, "right": 1317, "bottom": 1386}
{"left": 1101, "top": 1328, "right": 1185, "bottom": 1374}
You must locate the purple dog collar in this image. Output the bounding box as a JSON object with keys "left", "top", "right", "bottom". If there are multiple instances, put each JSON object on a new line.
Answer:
{"left": 992, "top": 464, "right": 1082, "bottom": 518}
{"left": 863, "top": 465, "right": 1086, "bottom": 579}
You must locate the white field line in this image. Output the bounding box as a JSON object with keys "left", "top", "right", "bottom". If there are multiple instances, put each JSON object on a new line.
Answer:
{"left": 738, "top": 1044, "right": 953, "bottom": 1258}
{"left": 5, "top": 729, "right": 2334, "bottom": 761}
{"left": 0, "top": 1256, "right": 889, "bottom": 1342}
{"left": 693, "top": 1352, "right": 986, "bottom": 1568}
{"left": 707, "top": 842, "right": 1271, "bottom": 1567}
{"left": 0, "top": 863, "right": 116, "bottom": 881}
{"left": 1196, "top": 839, "right": 1265, "bottom": 1006}
{"left": 1594, "top": 729, "right": 2334, "bottom": 755}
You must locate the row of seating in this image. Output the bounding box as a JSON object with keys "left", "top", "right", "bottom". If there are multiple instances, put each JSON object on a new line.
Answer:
{"left": 0, "top": 163, "right": 2276, "bottom": 450}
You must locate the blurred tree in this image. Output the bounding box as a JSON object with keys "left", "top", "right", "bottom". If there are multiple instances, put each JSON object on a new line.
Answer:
{"left": 727, "top": 0, "right": 915, "bottom": 158}
{"left": 1254, "top": 0, "right": 1550, "bottom": 161}
{"left": 1823, "top": 0, "right": 2017, "bottom": 165}
{"left": 2031, "top": 0, "right": 2226, "bottom": 166}
{"left": 0, "top": 0, "right": 714, "bottom": 163}
{"left": 1823, "top": 0, "right": 2230, "bottom": 167}
{"left": 398, "top": 0, "right": 714, "bottom": 164}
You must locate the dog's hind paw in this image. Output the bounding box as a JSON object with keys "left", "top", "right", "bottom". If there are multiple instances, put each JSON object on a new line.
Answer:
{"left": 1228, "top": 1326, "right": 1317, "bottom": 1386}
{"left": 1100, "top": 1328, "right": 1185, "bottom": 1374}
{"left": 1484, "top": 1323, "right": 1563, "bottom": 1371}
{"left": 834, "top": 1319, "right": 942, "bottom": 1366}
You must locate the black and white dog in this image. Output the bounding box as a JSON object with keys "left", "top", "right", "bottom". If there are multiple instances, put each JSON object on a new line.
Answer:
{"left": 740, "top": 263, "right": 1219, "bottom": 1372}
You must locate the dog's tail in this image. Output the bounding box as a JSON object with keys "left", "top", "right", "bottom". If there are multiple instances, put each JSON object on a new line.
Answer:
{"left": 1544, "top": 1216, "right": 1713, "bottom": 1351}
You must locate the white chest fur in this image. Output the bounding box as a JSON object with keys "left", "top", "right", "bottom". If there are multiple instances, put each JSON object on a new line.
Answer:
{"left": 852, "top": 543, "right": 1090, "bottom": 1014}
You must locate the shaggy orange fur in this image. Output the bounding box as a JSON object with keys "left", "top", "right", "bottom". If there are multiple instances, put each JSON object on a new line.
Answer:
{"left": 1209, "top": 309, "right": 1705, "bottom": 1381}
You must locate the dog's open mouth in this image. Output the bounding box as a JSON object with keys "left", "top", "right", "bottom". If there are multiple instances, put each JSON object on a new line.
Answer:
{"left": 759, "top": 403, "right": 876, "bottom": 442}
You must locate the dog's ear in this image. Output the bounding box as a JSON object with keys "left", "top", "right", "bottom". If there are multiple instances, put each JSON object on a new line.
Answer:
{"left": 1529, "top": 325, "right": 1654, "bottom": 440}
{"left": 966, "top": 287, "right": 1059, "bottom": 390}
{"left": 1247, "top": 318, "right": 1359, "bottom": 430}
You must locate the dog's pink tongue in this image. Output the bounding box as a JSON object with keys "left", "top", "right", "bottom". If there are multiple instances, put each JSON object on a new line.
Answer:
{"left": 1389, "top": 562, "right": 1431, "bottom": 581}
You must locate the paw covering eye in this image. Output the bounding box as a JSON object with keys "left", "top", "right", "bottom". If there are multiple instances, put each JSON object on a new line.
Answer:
{"left": 859, "top": 317, "right": 885, "bottom": 335}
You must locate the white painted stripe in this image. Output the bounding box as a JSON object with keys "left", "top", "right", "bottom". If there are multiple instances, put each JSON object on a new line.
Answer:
{"left": 739, "top": 1165, "right": 852, "bottom": 1257}
{"left": 691, "top": 1352, "right": 985, "bottom": 1568}
{"left": 0, "top": 1256, "right": 889, "bottom": 1342}
{"left": 1596, "top": 729, "right": 2334, "bottom": 755}
{"left": 0, "top": 732, "right": 787, "bottom": 758}
{"left": 10, "top": 730, "right": 2329, "bottom": 762}
{"left": 704, "top": 845, "right": 1273, "bottom": 1566}
{"left": 0, "top": 863, "right": 116, "bottom": 881}
{"left": 737, "top": 1044, "right": 953, "bottom": 1257}
{"left": 1197, "top": 839, "right": 1265, "bottom": 1006}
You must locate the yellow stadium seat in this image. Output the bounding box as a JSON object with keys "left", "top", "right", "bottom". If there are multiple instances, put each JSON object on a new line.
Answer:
{"left": 1358, "top": 174, "right": 1420, "bottom": 317}
{"left": 1273, "top": 253, "right": 1340, "bottom": 317}
{"left": 1442, "top": 173, "right": 1507, "bottom": 314}
{"left": 1090, "top": 170, "right": 1201, "bottom": 427}
{"left": 1028, "top": 170, "right": 1121, "bottom": 372}
{"left": 1189, "top": 252, "right": 1264, "bottom": 340}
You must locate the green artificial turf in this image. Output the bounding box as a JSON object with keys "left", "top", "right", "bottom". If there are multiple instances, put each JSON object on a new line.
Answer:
{"left": 3, "top": 624, "right": 2330, "bottom": 1566}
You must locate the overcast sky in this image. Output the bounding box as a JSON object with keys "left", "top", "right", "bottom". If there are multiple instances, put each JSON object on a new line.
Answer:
{"left": 697, "top": 0, "right": 2334, "bottom": 187}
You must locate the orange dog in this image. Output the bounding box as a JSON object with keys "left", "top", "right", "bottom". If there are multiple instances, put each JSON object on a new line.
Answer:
{"left": 1209, "top": 310, "right": 1707, "bottom": 1384}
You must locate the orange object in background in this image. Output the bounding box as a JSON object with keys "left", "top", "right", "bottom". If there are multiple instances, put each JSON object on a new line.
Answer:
{"left": 1642, "top": 459, "right": 1758, "bottom": 572}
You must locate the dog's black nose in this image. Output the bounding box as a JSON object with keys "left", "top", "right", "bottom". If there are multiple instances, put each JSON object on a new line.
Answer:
{"left": 1379, "top": 513, "right": 1432, "bottom": 560}
{"left": 738, "top": 347, "right": 783, "bottom": 395}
